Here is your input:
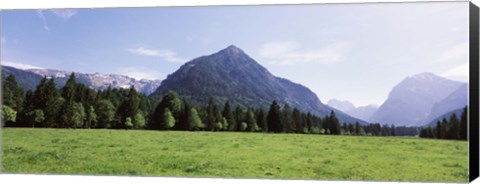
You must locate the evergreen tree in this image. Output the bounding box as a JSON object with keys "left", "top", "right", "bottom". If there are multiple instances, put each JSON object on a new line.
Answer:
{"left": 429, "top": 127, "right": 436, "bottom": 138}
{"left": 177, "top": 99, "right": 191, "bottom": 130}
{"left": 126, "top": 86, "right": 140, "bottom": 119}
{"left": 347, "top": 123, "right": 354, "bottom": 135}
{"left": 420, "top": 128, "right": 428, "bottom": 138}
{"left": 291, "top": 108, "right": 301, "bottom": 133}
{"left": 234, "top": 105, "right": 244, "bottom": 131}
{"left": 256, "top": 108, "right": 267, "bottom": 132}
{"left": 267, "top": 100, "right": 282, "bottom": 133}
{"left": 74, "top": 83, "right": 87, "bottom": 103}
{"left": 19, "top": 90, "right": 35, "bottom": 127}
{"left": 322, "top": 115, "right": 329, "bottom": 134}
{"left": 222, "top": 101, "right": 235, "bottom": 131}
{"left": 327, "top": 111, "right": 341, "bottom": 135}
{"left": 459, "top": 106, "right": 468, "bottom": 140}
{"left": 61, "top": 73, "right": 77, "bottom": 102}
{"left": 305, "top": 112, "right": 313, "bottom": 134}
{"left": 447, "top": 114, "right": 460, "bottom": 140}
{"left": 31, "top": 77, "right": 61, "bottom": 127}
{"left": 214, "top": 106, "right": 223, "bottom": 131}
{"left": 436, "top": 120, "right": 442, "bottom": 139}
{"left": 341, "top": 123, "right": 349, "bottom": 135}
{"left": 301, "top": 113, "right": 309, "bottom": 133}
{"left": 205, "top": 98, "right": 220, "bottom": 131}
{"left": 440, "top": 118, "right": 448, "bottom": 139}
{"left": 32, "top": 77, "right": 49, "bottom": 110}
{"left": 3, "top": 75, "right": 25, "bottom": 112}
{"left": 354, "top": 122, "right": 361, "bottom": 135}
{"left": 117, "top": 86, "right": 140, "bottom": 128}
{"left": 282, "top": 104, "right": 292, "bottom": 133}
{"left": 390, "top": 124, "right": 396, "bottom": 136}
{"left": 44, "top": 79, "right": 62, "bottom": 127}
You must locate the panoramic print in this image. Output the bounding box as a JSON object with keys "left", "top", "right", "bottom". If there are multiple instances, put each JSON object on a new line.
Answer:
{"left": 0, "top": 2, "right": 470, "bottom": 182}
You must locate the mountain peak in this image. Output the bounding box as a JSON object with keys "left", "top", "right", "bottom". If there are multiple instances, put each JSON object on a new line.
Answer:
{"left": 409, "top": 72, "right": 440, "bottom": 81}
{"left": 219, "top": 45, "right": 244, "bottom": 55}
{"left": 370, "top": 71, "right": 466, "bottom": 126}
{"left": 327, "top": 99, "right": 355, "bottom": 112}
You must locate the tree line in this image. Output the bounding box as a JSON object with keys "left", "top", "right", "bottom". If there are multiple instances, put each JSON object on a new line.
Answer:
{"left": 419, "top": 106, "right": 467, "bottom": 140}
{"left": 2, "top": 74, "right": 154, "bottom": 129}
{"left": 2, "top": 73, "right": 417, "bottom": 137}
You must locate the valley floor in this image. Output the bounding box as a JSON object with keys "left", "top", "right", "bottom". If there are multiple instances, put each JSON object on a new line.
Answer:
{"left": 1, "top": 128, "right": 468, "bottom": 182}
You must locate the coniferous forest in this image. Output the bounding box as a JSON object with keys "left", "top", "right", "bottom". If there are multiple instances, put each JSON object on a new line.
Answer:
{"left": 419, "top": 106, "right": 468, "bottom": 140}
{"left": 1, "top": 72, "right": 466, "bottom": 139}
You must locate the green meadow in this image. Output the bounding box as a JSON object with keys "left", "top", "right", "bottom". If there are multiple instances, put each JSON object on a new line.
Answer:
{"left": 1, "top": 128, "right": 468, "bottom": 182}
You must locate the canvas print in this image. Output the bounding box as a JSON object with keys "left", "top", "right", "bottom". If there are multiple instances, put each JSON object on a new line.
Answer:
{"left": 0, "top": 2, "right": 472, "bottom": 182}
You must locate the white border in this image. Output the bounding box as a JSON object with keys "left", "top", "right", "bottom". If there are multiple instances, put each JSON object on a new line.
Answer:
{"left": 0, "top": 0, "right": 478, "bottom": 184}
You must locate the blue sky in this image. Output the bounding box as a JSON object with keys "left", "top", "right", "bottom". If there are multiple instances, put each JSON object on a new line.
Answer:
{"left": 1, "top": 2, "right": 469, "bottom": 107}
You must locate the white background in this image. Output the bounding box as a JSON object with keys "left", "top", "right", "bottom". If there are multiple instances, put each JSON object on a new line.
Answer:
{"left": 0, "top": 0, "right": 478, "bottom": 184}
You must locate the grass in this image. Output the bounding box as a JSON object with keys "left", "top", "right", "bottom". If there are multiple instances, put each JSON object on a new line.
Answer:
{"left": 1, "top": 128, "right": 469, "bottom": 182}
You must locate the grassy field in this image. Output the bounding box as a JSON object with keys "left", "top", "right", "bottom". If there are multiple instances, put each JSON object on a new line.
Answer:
{"left": 1, "top": 128, "right": 468, "bottom": 182}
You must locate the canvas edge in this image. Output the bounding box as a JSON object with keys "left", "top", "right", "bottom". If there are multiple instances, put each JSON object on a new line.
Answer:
{"left": 469, "top": 1, "right": 480, "bottom": 182}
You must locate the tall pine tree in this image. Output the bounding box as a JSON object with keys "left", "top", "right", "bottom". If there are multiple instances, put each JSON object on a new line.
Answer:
{"left": 267, "top": 100, "right": 282, "bottom": 133}
{"left": 222, "top": 101, "right": 234, "bottom": 131}
{"left": 460, "top": 106, "right": 468, "bottom": 140}
{"left": 256, "top": 108, "right": 267, "bottom": 132}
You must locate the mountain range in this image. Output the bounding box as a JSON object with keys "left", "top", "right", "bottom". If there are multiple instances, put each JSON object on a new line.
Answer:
{"left": 1, "top": 65, "right": 161, "bottom": 95}
{"left": 327, "top": 99, "right": 378, "bottom": 122}
{"left": 2, "top": 46, "right": 467, "bottom": 127}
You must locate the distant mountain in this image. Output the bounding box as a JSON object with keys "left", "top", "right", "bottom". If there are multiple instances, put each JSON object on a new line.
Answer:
{"left": 1, "top": 65, "right": 161, "bottom": 95}
{"left": 150, "top": 45, "right": 365, "bottom": 124}
{"left": 345, "top": 105, "right": 378, "bottom": 122}
{"left": 425, "top": 84, "right": 468, "bottom": 124}
{"left": 327, "top": 99, "right": 355, "bottom": 112}
{"left": 327, "top": 99, "right": 378, "bottom": 122}
{"left": 2, "top": 65, "right": 44, "bottom": 91}
{"left": 369, "top": 73, "right": 466, "bottom": 126}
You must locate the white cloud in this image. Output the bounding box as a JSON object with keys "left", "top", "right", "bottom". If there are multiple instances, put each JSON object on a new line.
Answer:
{"left": 442, "top": 63, "right": 469, "bottom": 82}
{"left": 258, "top": 41, "right": 351, "bottom": 65}
{"left": 51, "top": 10, "right": 77, "bottom": 20}
{"left": 36, "top": 10, "right": 50, "bottom": 31}
{"left": 117, "top": 67, "right": 163, "bottom": 80}
{"left": 127, "top": 47, "right": 187, "bottom": 63}
{"left": 1, "top": 61, "right": 43, "bottom": 70}
{"left": 35, "top": 10, "right": 76, "bottom": 31}
{"left": 436, "top": 41, "right": 468, "bottom": 63}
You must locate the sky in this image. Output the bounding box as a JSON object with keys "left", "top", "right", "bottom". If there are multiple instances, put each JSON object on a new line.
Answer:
{"left": 0, "top": 2, "right": 469, "bottom": 107}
